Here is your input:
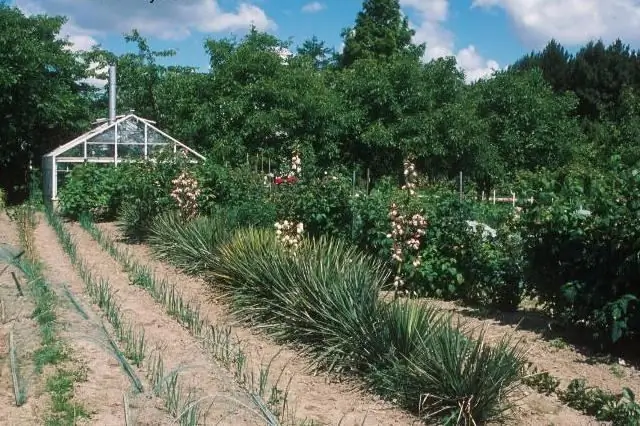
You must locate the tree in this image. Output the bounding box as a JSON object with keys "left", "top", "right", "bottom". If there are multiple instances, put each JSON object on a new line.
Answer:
{"left": 297, "top": 36, "right": 334, "bottom": 69}
{"left": 339, "top": 0, "right": 423, "bottom": 67}
{"left": 570, "top": 39, "right": 638, "bottom": 121}
{"left": 510, "top": 39, "right": 571, "bottom": 92}
{"left": 0, "top": 4, "right": 93, "bottom": 202}
{"left": 470, "top": 68, "right": 582, "bottom": 189}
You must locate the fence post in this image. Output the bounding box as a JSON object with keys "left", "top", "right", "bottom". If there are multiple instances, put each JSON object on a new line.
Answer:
{"left": 366, "top": 168, "right": 370, "bottom": 194}
{"left": 512, "top": 192, "right": 516, "bottom": 207}
{"left": 493, "top": 190, "right": 496, "bottom": 205}
{"left": 459, "top": 171, "right": 463, "bottom": 200}
{"left": 352, "top": 168, "right": 356, "bottom": 196}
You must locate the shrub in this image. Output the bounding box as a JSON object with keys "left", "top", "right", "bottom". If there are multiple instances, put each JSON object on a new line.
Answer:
{"left": 58, "top": 164, "right": 123, "bottom": 220}
{"left": 148, "top": 210, "right": 238, "bottom": 275}
{"left": 272, "top": 170, "right": 356, "bottom": 239}
{"left": 195, "top": 163, "right": 275, "bottom": 227}
{"left": 116, "top": 152, "right": 193, "bottom": 241}
{"left": 518, "top": 160, "right": 640, "bottom": 345}
{"left": 210, "top": 227, "right": 525, "bottom": 423}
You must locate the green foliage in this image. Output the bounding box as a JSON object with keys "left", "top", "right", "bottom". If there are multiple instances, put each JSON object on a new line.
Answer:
{"left": 518, "top": 160, "right": 640, "bottom": 345}
{"left": 339, "top": 0, "right": 423, "bottom": 67}
{"left": 209, "top": 227, "right": 525, "bottom": 423}
{"left": 148, "top": 211, "right": 238, "bottom": 275}
{"left": 114, "top": 153, "right": 192, "bottom": 241}
{"left": 195, "top": 162, "right": 275, "bottom": 227}
{"left": 272, "top": 171, "right": 355, "bottom": 239}
{"left": 45, "top": 369, "right": 89, "bottom": 426}
{"left": 58, "top": 164, "right": 122, "bottom": 220}
{"left": 0, "top": 4, "right": 94, "bottom": 202}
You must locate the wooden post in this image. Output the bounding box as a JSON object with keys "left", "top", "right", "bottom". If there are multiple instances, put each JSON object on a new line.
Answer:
{"left": 352, "top": 168, "right": 356, "bottom": 196}
{"left": 493, "top": 190, "right": 496, "bottom": 205}
{"left": 366, "top": 168, "right": 370, "bottom": 194}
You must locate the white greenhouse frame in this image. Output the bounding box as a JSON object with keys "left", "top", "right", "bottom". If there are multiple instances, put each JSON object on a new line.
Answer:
{"left": 42, "top": 113, "right": 206, "bottom": 203}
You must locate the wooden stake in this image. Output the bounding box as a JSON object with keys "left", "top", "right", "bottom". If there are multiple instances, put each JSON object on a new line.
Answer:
{"left": 10, "top": 330, "right": 24, "bottom": 406}
{"left": 11, "top": 272, "right": 23, "bottom": 297}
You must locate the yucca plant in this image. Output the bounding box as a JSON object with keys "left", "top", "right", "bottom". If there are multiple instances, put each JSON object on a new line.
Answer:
{"left": 148, "top": 210, "right": 238, "bottom": 274}
{"left": 213, "top": 227, "right": 526, "bottom": 423}
{"left": 369, "top": 323, "right": 525, "bottom": 425}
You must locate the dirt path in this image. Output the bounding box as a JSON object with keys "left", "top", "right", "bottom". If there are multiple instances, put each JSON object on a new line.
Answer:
{"left": 65, "top": 221, "right": 263, "bottom": 425}
{"left": 425, "top": 298, "right": 640, "bottom": 396}
{"left": 0, "top": 213, "right": 44, "bottom": 425}
{"left": 97, "top": 222, "right": 604, "bottom": 426}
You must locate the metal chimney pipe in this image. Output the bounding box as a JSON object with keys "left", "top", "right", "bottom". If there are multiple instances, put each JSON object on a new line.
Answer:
{"left": 108, "top": 65, "right": 116, "bottom": 124}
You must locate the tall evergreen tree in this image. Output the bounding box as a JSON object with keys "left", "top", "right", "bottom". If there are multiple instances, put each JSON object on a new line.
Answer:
{"left": 339, "top": 0, "right": 423, "bottom": 67}
{"left": 510, "top": 39, "right": 571, "bottom": 92}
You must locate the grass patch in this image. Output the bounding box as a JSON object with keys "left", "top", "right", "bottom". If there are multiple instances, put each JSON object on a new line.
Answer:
{"left": 45, "top": 368, "right": 89, "bottom": 426}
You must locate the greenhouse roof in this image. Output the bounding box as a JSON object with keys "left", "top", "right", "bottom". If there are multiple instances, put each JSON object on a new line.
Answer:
{"left": 44, "top": 113, "right": 205, "bottom": 162}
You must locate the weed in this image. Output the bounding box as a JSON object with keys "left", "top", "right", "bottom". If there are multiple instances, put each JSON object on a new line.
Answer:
{"left": 44, "top": 368, "right": 89, "bottom": 426}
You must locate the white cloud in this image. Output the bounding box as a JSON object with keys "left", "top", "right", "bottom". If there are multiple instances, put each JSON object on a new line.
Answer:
{"left": 14, "top": 0, "right": 276, "bottom": 43}
{"left": 302, "top": 2, "right": 326, "bottom": 13}
{"left": 400, "top": 1, "right": 499, "bottom": 82}
{"left": 472, "top": 0, "right": 640, "bottom": 47}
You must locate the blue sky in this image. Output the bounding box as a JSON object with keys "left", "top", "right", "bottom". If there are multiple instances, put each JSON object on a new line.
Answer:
{"left": 12, "top": 0, "right": 640, "bottom": 82}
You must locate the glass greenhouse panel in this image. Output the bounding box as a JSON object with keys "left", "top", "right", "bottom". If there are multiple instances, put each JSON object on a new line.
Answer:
{"left": 118, "top": 143, "right": 145, "bottom": 159}
{"left": 57, "top": 144, "right": 84, "bottom": 157}
{"left": 86, "top": 143, "right": 115, "bottom": 158}
{"left": 88, "top": 127, "right": 116, "bottom": 144}
{"left": 117, "top": 118, "right": 145, "bottom": 144}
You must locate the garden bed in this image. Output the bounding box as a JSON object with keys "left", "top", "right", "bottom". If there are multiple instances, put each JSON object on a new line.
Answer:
{"left": 97, "top": 221, "right": 600, "bottom": 425}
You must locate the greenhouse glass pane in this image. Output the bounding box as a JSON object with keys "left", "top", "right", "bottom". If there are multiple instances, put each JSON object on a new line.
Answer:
{"left": 58, "top": 144, "right": 84, "bottom": 157}
{"left": 88, "top": 127, "right": 116, "bottom": 144}
{"left": 117, "top": 118, "right": 145, "bottom": 144}
{"left": 87, "top": 143, "right": 114, "bottom": 158}
{"left": 147, "top": 126, "right": 172, "bottom": 145}
{"left": 118, "top": 143, "right": 145, "bottom": 159}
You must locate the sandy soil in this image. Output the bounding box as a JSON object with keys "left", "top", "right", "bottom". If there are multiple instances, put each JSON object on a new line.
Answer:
{"left": 64, "top": 221, "right": 263, "bottom": 425}
{"left": 95, "top": 222, "right": 610, "bottom": 426}
{"left": 33, "top": 215, "right": 172, "bottom": 425}
{"left": 0, "top": 212, "right": 45, "bottom": 425}
{"left": 424, "top": 298, "right": 640, "bottom": 396}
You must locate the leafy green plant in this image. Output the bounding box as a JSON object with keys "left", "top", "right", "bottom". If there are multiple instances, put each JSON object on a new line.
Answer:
{"left": 45, "top": 368, "right": 89, "bottom": 425}
{"left": 148, "top": 210, "right": 238, "bottom": 275}
{"left": 211, "top": 227, "right": 526, "bottom": 424}
{"left": 58, "top": 164, "right": 123, "bottom": 220}
{"left": 518, "top": 159, "right": 640, "bottom": 345}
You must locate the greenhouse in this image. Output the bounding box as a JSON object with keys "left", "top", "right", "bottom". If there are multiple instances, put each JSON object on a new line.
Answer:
{"left": 42, "top": 66, "right": 205, "bottom": 204}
